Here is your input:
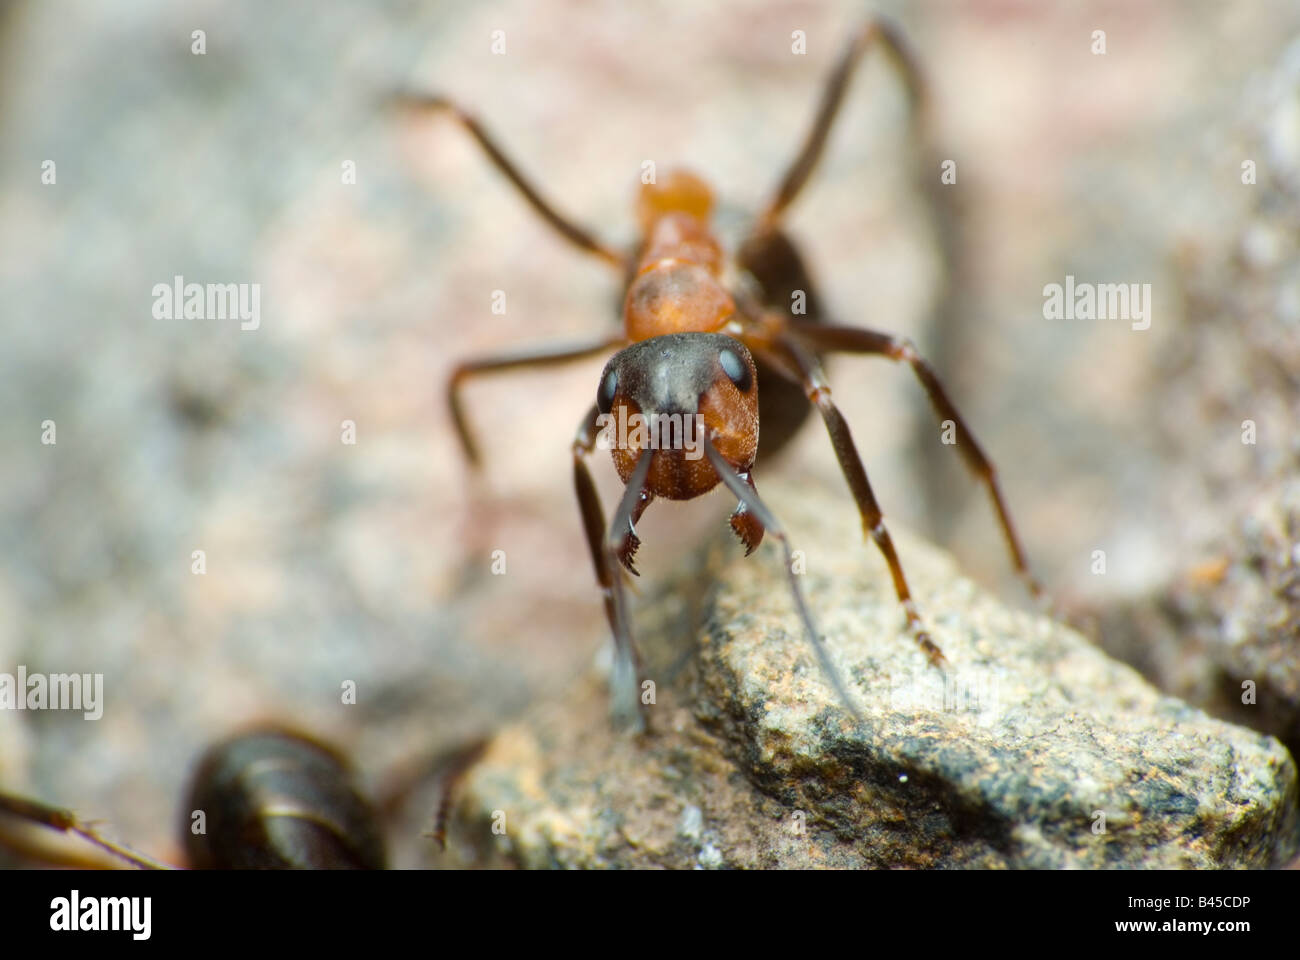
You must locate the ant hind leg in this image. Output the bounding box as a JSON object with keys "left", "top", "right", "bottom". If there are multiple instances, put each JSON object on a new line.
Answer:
{"left": 393, "top": 94, "right": 626, "bottom": 269}
{"left": 755, "top": 17, "right": 928, "bottom": 232}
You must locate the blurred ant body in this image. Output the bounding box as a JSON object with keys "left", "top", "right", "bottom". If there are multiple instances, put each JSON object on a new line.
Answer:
{"left": 408, "top": 18, "right": 1040, "bottom": 722}
{"left": 0, "top": 729, "right": 382, "bottom": 869}
{"left": 0, "top": 728, "right": 483, "bottom": 869}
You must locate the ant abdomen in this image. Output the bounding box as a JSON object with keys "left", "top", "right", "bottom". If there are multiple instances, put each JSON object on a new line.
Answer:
{"left": 737, "top": 228, "right": 824, "bottom": 463}
{"left": 183, "top": 729, "right": 386, "bottom": 870}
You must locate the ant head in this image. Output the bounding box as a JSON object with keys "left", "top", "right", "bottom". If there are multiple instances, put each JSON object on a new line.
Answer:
{"left": 636, "top": 169, "right": 714, "bottom": 231}
{"left": 597, "top": 333, "right": 758, "bottom": 500}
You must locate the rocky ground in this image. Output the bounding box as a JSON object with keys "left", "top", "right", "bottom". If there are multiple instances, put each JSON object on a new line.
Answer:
{"left": 444, "top": 492, "right": 1298, "bottom": 868}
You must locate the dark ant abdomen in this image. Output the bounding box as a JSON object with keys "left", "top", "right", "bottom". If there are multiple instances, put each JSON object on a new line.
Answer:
{"left": 183, "top": 729, "right": 386, "bottom": 870}
{"left": 737, "top": 228, "right": 825, "bottom": 463}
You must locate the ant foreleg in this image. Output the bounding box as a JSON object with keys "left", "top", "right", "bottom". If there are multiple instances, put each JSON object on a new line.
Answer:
{"left": 603, "top": 448, "right": 655, "bottom": 730}
{"left": 702, "top": 436, "right": 863, "bottom": 720}
{"left": 573, "top": 408, "right": 651, "bottom": 731}
{"left": 450, "top": 335, "right": 625, "bottom": 464}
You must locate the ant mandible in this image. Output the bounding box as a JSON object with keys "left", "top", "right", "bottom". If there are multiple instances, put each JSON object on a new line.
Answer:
{"left": 399, "top": 18, "right": 1041, "bottom": 724}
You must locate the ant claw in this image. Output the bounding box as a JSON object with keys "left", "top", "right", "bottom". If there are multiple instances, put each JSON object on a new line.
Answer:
{"left": 729, "top": 504, "right": 765, "bottom": 555}
{"left": 616, "top": 529, "right": 641, "bottom": 575}
{"left": 918, "top": 634, "right": 947, "bottom": 667}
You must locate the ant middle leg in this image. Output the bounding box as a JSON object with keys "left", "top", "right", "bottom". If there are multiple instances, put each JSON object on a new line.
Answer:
{"left": 755, "top": 16, "right": 928, "bottom": 232}
{"left": 744, "top": 337, "right": 946, "bottom": 667}
{"left": 393, "top": 93, "right": 626, "bottom": 269}
{"left": 790, "top": 324, "right": 1043, "bottom": 601}
{"left": 449, "top": 334, "right": 625, "bottom": 464}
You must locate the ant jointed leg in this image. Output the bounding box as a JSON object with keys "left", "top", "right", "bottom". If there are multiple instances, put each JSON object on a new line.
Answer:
{"left": 406, "top": 16, "right": 1042, "bottom": 723}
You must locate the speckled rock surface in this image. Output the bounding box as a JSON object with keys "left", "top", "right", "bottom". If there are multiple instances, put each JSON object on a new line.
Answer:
{"left": 1079, "top": 38, "right": 1300, "bottom": 761}
{"left": 443, "top": 487, "right": 1300, "bottom": 868}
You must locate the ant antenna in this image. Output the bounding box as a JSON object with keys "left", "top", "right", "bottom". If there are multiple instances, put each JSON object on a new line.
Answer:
{"left": 702, "top": 436, "right": 863, "bottom": 721}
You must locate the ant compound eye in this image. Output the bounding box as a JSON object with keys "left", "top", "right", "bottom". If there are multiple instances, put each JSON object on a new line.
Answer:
{"left": 597, "top": 367, "right": 618, "bottom": 415}
{"left": 718, "top": 347, "right": 752, "bottom": 393}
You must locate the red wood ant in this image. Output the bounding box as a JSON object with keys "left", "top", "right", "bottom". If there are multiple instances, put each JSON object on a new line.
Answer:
{"left": 400, "top": 18, "right": 1041, "bottom": 724}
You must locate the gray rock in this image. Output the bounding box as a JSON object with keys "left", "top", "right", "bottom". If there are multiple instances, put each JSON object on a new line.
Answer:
{"left": 1080, "top": 39, "right": 1300, "bottom": 762}
{"left": 442, "top": 487, "right": 1300, "bottom": 868}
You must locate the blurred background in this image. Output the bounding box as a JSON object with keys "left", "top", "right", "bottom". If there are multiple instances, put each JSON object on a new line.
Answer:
{"left": 1, "top": 0, "right": 1297, "bottom": 868}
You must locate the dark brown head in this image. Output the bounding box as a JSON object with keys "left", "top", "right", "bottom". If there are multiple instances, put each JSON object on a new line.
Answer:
{"left": 597, "top": 333, "right": 758, "bottom": 501}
